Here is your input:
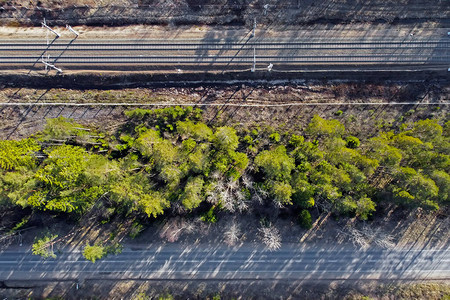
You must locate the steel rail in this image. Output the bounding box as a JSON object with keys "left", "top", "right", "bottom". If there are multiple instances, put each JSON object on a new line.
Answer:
{"left": 0, "top": 41, "right": 448, "bottom": 51}
{"left": 0, "top": 55, "right": 447, "bottom": 64}
{"left": 1, "top": 46, "right": 447, "bottom": 51}
{"left": 1, "top": 41, "right": 447, "bottom": 45}
{"left": 1, "top": 38, "right": 446, "bottom": 42}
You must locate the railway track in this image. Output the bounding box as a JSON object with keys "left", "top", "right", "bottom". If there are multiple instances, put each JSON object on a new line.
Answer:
{"left": 0, "top": 55, "right": 448, "bottom": 64}
{"left": 0, "top": 40, "right": 448, "bottom": 51}
{"left": 0, "top": 38, "right": 448, "bottom": 69}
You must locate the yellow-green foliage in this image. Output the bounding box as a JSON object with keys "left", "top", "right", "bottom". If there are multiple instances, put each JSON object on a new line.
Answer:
{"left": 255, "top": 145, "right": 295, "bottom": 181}
{"left": 0, "top": 112, "right": 448, "bottom": 223}
{"left": 0, "top": 139, "right": 40, "bottom": 170}
{"left": 32, "top": 233, "right": 58, "bottom": 259}
{"left": 83, "top": 243, "right": 106, "bottom": 263}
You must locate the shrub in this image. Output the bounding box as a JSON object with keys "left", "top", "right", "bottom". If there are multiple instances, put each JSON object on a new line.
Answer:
{"left": 242, "top": 135, "right": 254, "bottom": 145}
{"left": 200, "top": 206, "right": 218, "bottom": 223}
{"left": 404, "top": 109, "right": 415, "bottom": 116}
{"left": 269, "top": 132, "right": 281, "bottom": 143}
{"left": 289, "top": 134, "right": 304, "bottom": 148}
{"left": 334, "top": 110, "right": 343, "bottom": 116}
{"left": 346, "top": 136, "right": 360, "bottom": 149}
{"left": 129, "top": 222, "right": 145, "bottom": 239}
{"left": 299, "top": 210, "right": 312, "bottom": 229}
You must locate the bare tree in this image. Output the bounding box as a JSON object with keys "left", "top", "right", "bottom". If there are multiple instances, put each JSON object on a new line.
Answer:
{"left": 258, "top": 224, "right": 281, "bottom": 251}
{"left": 340, "top": 224, "right": 395, "bottom": 250}
{"left": 206, "top": 174, "right": 249, "bottom": 213}
{"left": 251, "top": 185, "right": 268, "bottom": 205}
{"left": 224, "top": 221, "right": 241, "bottom": 246}
{"left": 159, "top": 217, "right": 186, "bottom": 242}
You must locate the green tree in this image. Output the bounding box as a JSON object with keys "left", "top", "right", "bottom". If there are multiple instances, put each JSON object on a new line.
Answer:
{"left": 110, "top": 173, "right": 169, "bottom": 218}
{"left": 212, "top": 127, "right": 239, "bottom": 152}
{"left": 393, "top": 133, "right": 433, "bottom": 168}
{"left": 29, "top": 145, "right": 110, "bottom": 213}
{"left": 227, "top": 151, "right": 249, "bottom": 180}
{"left": 83, "top": 243, "right": 106, "bottom": 263}
{"left": 269, "top": 181, "right": 293, "bottom": 205}
{"left": 135, "top": 129, "right": 161, "bottom": 157}
{"left": 188, "top": 144, "right": 210, "bottom": 174}
{"left": 32, "top": 233, "right": 58, "bottom": 259}
{"left": 429, "top": 170, "right": 450, "bottom": 203}
{"left": 409, "top": 119, "right": 443, "bottom": 143}
{"left": 355, "top": 197, "right": 376, "bottom": 220}
{"left": 35, "top": 145, "right": 90, "bottom": 189}
{"left": 176, "top": 120, "right": 212, "bottom": 141}
{"left": 368, "top": 132, "right": 402, "bottom": 167}
{"left": 291, "top": 173, "right": 315, "bottom": 208}
{"left": 181, "top": 176, "right": 204, "bottom": 210}
{"left": 392, "top": 168, "right": 439, "bottom": 209}
{"left": 135, "top": 129, "right": 177, "bottom": 169}
{"left": 138, "top": 191, "right": 169, "bottom": 218}
{"left": 159, "top": 165, "right": 182, "bottom": 189}
{"left": 306, "top": 115, "right": 345, "bottom": 138}
{"left": 255, "top": 145, "right": 295, "bottom": 181}
{"left": 0, "top": 167, "right": 37, "bottom": 207}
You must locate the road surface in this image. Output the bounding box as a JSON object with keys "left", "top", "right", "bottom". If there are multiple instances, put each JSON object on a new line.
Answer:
{"left": 0, "top": 245, "right": 448, "bottom": 281}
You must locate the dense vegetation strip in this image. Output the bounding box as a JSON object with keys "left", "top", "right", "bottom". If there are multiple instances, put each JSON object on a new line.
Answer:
{"left": 0, "top": 107, "right": 448, "bottom": 232}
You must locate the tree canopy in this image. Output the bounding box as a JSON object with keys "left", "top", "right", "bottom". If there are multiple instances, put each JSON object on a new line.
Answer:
{"left": 0, "top": 110, "right": 447, "bottom": 224}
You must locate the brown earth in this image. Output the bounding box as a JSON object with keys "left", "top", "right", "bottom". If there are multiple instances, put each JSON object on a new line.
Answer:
{"left": 1, "top": 279, "right": 449, "bottom": 299}
{"left": 1, "top": 0, "right": 449, "bottom": 27}
{"left": 0, "top": 23, "right": 447, "bottom": 40}
{"left": 0, "top": 79, "right": 448, "bottom": 140}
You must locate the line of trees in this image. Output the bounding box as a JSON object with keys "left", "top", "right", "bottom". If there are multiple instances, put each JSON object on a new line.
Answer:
{"left": 0, "top": 107, "right": 448, "bottom": 226}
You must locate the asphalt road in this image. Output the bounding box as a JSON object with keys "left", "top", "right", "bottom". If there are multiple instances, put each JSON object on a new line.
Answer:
{"left": 0, "top": 245, "right": 448, "bottom": 281}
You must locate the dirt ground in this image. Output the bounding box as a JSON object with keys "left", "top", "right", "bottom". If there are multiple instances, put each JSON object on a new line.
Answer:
{"left": 0, "top": 23, "right": 447, "bottom": 40}
{"left": 1, "top": 279, "right": 449, "bottom": 299}
{"left": 1, "top": 0, "right": 449, "bottom": 27}
{"left": 0, "top": 80, "right": 448, "bottom": 140}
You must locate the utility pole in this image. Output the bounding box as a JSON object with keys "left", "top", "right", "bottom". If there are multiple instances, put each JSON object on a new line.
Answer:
{"left": 44, "top": 54, "right": 49, "bottom": 71}
{"left": 251, "top": 47, "right": 256, "bottom": 72}
{"left": 251, "top": 18, "right": 257, "bottom": 38}
{"left": 43, "top": 18, "right": 48, "bottom": 46}
{"left": 41, "top": 59, "right": 63, "bottom": 73}
{"left": 263, "top": 4, "right": 268, "bottom": 16}
{"left": 66, "top": 25, "right": 79, "bottom": 38}
{"left": 41, "top": 21, "right": 60, "bottom": 38}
